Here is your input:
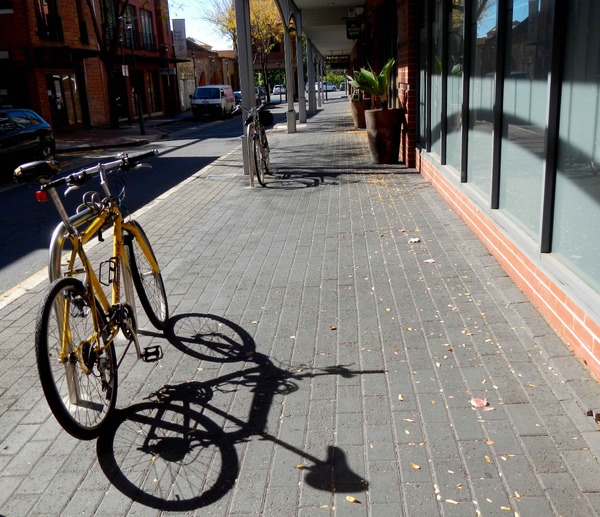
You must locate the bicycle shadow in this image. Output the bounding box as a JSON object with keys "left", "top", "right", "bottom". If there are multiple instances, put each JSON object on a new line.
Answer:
{"left": 98, "top": 312, "right": 383, "bottom": 511}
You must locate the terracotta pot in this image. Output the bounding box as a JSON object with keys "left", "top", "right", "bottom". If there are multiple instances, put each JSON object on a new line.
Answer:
{"left": 365, "top": 108, "right": 403, "bottom": 164}
{"left": 349, "top": 98, "right": 370, "bottom": 129}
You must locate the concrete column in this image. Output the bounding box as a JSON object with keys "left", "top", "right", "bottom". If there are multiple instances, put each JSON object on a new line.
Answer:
{"left": 283, "top": 19, "right": 296, "bottom": 133}
{"left": 235, "top": 0, "right": 255, "bottom": 176}
{"left": 295, "top": 14, "right": 306, "bottom": 123}
{"left": 306, "top": 40, "right": 316, "bottom": 114}
{"left": 317, "top": 60, "right": 323, "bottom": 108}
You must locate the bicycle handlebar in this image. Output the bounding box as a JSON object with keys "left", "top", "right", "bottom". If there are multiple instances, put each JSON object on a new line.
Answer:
{"left": 13, "top": 149, "right": 159, "bottom": 188}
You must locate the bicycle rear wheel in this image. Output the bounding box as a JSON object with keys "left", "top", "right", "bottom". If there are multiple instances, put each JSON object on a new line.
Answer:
{"left": 125, "top": 221, "right": 169, "bottom": 330}
{"left": 36, "top": 277, "right": 117, "bottom": 440}
{"left": 253, "top": 128, "right": 269, "bottom": 186}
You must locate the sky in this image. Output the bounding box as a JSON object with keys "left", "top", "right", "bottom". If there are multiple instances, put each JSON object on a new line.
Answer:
{"left": 170, "top": 0, "right": 234, "bottom": 50}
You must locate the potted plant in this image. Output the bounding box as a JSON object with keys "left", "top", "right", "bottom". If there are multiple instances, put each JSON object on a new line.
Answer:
{"left": 347, "top": 71, "right": 371, "bottom": 129}
{"left": 347, "top": 58, "right": 403, "bottom": 164}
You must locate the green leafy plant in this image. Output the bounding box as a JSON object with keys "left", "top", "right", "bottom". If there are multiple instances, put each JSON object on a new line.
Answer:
{"left": 347, "top": 58, "right": 395, "bottom": 109}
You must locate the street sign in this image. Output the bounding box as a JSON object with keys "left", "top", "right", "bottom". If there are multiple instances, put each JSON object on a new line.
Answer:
{"left": 346, "top": 20, "right": 361, "bottom": 40}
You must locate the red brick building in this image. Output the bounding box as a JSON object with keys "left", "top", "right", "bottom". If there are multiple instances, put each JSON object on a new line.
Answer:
{"left": 0, "top": 0, "right": 177, "bottom": 129}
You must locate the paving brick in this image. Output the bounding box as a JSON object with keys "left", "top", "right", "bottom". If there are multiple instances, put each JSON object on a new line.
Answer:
{"left": 1, "top": 99, "right": 600, "bottom": 516}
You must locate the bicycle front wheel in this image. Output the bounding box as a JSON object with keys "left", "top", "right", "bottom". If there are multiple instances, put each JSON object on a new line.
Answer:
{"left": 36, "top": 277, "right": 117, "bottom": 440}
{"left": 253, "top": 128, "right": 269, "bottom": 186}
{"left": 125, "top": 221, "right": 169, "bottom": 330}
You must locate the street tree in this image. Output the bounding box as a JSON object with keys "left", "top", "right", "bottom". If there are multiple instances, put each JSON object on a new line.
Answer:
{"left": 202, "top": 0, "right": 283, "bottom": 95}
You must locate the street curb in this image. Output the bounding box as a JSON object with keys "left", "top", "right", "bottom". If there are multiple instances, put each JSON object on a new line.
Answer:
{"left": 56, "top": 138, "right": 152, "bottom": 154}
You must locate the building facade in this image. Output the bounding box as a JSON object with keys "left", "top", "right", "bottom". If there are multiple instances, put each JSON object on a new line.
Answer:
{"left": 367, "top": 0, "right": 600, "bottom": 379}
{"left": 0, "top": 0, "right": 181, "bottom": 129}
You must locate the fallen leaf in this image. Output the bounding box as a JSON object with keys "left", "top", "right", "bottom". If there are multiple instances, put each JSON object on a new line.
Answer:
{"left": 410, "top": 463, "right": 421, "bottom": 470}
{"left": 404, "top": 418, "right": 414, "bottom": 423}
{"left": 346, "top": 496, "right": 361, "bottom": 504}
{"left": 398, "top": 394, "right": 404, "bottom": 401}
{"left": 296, "top": 464, "right": 304, "bottom": 469}
{"left": 485, "top": 455, "right": 491, "bottom": 463}
{"left": 470, "top": 397, "right": 488, "bottom": 408}
{"left": 329, "top": 325, "right": 337, "bottom": 331}
{"left": 409, "top": 237, "right": 421, "bottom": 243}
{"left": 423, "top": 258, "right": 436, "bottom": 264}
{"left": 445, "top": 499, "right": 459, "bottom": 505}
{"left": 500, "top": 507, "right": 511, "bottom": 511}
{"left": 486, "top": 439, "right": 495, "bottom": 445}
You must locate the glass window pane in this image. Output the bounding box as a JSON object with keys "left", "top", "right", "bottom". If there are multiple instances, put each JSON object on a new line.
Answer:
{"left": 553, "top": 0, "right": 600, "bottom": 291}
{"left": 419, "top": 1, "right": 428, "bottom": 144}
{"left": 467, "top": 0, "right": 497, "bottom": 197}
{"left": 498, "top": 0, "right": 554, "bottom": 240}
{"left": 431, "top": 0, "right": 444, "bottom": 157}
{"left": 446, "top": 0, "right": 464, "bottom": 170}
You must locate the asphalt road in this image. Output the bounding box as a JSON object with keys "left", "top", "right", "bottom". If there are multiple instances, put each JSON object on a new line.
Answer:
{"left": 0, "top": 114, "right": 248, "bottom": 297}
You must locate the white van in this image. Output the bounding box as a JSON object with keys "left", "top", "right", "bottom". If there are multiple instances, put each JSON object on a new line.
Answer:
{"left": 190, "top": 85, "right": 235, "bottom": 119}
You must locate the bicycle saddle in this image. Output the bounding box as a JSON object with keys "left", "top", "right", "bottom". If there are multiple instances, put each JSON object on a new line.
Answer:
{"left": 13, "top": 160, "right": 59, "bottom": 184}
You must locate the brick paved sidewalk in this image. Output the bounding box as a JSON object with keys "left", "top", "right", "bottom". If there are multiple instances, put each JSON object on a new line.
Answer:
{"left": 1, "top": 97, "right": 600, "bottom": 516}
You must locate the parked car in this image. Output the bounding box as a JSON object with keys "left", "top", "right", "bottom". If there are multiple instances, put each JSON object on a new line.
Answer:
{"left": 190, "top": 84, "right": 236, "bottom": 119}
{"left": 0, "top": 108, "right": 55, "bottom": 181}
{"left": 339, "top": 81, "right": 346, "bottom": 91}
{"left": 272, "top": 84, "right": 286, "bottom": 95}
{"left": 317, "top": 81, "right": 337, "bottom": 92}
{"left": 233, "top": 91, "right": 242, "bottom": 105}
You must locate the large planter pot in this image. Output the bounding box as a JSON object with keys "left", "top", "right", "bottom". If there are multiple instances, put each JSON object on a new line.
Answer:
{"left": 349, "top": 98, "right": 370, "bottom": 128}
{"left": 365, "top": 108, "right": 403, "bottom": 164}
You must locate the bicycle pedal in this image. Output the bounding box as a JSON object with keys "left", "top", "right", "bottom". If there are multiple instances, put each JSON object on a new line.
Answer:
{"left": 142, "top": 345, "right": 164, "bottom": 362}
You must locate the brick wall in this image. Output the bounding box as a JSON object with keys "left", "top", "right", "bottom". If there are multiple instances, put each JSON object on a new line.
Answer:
{"left": 416, "top": 155, "right": 600, "bottom": 381}
{"left": 397, "top": 0, "right": 417, "bottom": 168}
{"left": 84, "top": 59, "right": 110, "bottom": 126}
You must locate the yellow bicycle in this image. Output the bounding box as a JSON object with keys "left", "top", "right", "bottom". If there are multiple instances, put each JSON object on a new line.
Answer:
{"left": 14, "top": 150, "right": 169, "bottom": 439}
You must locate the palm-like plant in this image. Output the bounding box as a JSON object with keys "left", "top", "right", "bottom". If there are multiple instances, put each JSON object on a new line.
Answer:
{"left": 347, "top": 58, "right": 395, "bottom": 109}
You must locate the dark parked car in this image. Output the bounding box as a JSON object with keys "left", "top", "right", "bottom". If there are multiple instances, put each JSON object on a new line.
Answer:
{"left": 0, "top": 109, "right": 55, "bottom": 181}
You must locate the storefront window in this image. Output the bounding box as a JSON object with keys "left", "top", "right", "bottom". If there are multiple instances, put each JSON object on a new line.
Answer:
{"left": 431, "top": 0, "right": 444, "bottom": 157}
{"left": 446, "top": 0, "right": 464, "bottom": 171}
{"left": 553, "top": 0, "right": 600, "bottom": 291}
{"left": 498, "top": 0, "right": 554, "bottom": 240}
{"left": 419, "top": 0, "right": 428, "bottom": 145}
{"left": 467, "top": 0, "right": 496, "bottom": 198}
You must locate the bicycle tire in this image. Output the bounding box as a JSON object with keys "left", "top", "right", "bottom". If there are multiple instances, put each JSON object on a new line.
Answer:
{"left": 260, "top": 125, "right": 270, "bottom": 175}
{"left": 36, "top": 277, "right": 117, "bottom": 440}
{"left": 125, "top": 221, "right": 169, "bottom": 329}
{"left": 253, "top": 128, "right": 268, "bottom": 186}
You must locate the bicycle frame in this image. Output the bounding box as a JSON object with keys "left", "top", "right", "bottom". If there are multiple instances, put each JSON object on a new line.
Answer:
{"left": 45, "top": 160, "right": 161, "bottom": 362}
